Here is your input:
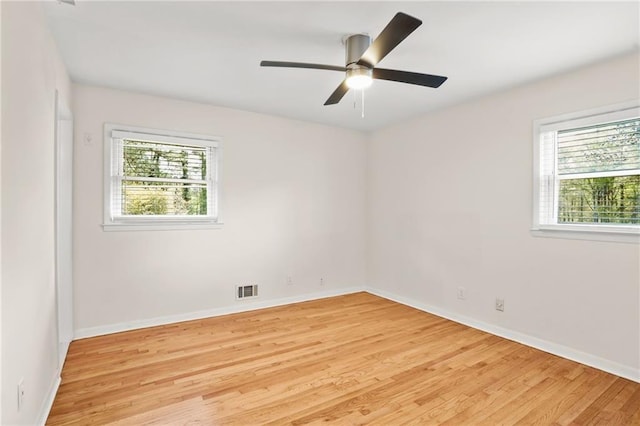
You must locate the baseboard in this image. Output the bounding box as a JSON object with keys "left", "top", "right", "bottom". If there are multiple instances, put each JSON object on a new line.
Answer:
{"left": 74, "top": 285, "right": 638, "bottom": 382}
{"left": 37, "top": 375, "right": 61, "bottom": 426}
{"left": 366, "top": 287, "right": 640, "bottom": 383}
{"left": 74, "top": 286, "right": 366, "bottom": 339}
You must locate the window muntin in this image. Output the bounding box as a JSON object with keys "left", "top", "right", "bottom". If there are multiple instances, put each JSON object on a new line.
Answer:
{"left": 534, "top": 102, "right": 639, "bottom": 240}
{"left": 104, "top": 125, "right": 221, "bottom": 230}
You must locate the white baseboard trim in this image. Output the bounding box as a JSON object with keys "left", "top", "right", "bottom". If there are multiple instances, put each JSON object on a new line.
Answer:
{"left": 366, "top": 287, "right": 640, "bottom": 383}
{"left": 38, "top": 375, "right": 61, "bottom": 426}
{"left": 73, "top": 285, "right": 638, "bottom": 382}
{"left": 74, "top": 286, "right": 366, "bottom": 340}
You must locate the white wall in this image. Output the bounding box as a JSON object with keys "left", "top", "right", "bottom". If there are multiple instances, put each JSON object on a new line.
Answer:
{"left": 0, "top": 2, "right": 2, "bottom": 422}
{"left": 367, "top": 51, "right": 640, "bottom": 379}
{"left": 0, "top": 1, "right": 3, "bottom": 422}
{"left": 1, "top": 2, "right": 72, "bottom": 425}
{"left": 73, "top": 85, "right": 367, "bottom": 334}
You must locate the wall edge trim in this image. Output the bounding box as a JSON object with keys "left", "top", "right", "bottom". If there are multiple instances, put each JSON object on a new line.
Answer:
{"left": 38, "top": 375, "right": 61, "bottom": 426}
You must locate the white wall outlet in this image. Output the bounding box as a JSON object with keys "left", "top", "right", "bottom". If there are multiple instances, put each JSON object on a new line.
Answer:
{"left": 286, "top": 276, "right": 293, "bottom": 286}
{"left": 495, "top": 298, "right": 505, "bottom": 312}
{"left": 17, "top": 378, "right": 25, "bottom": 411}
{"left": 320, "top": 277, "right": 325, "bottom": 286}
{"left": 457, "top": 287, "right": 466, "bottom": 300}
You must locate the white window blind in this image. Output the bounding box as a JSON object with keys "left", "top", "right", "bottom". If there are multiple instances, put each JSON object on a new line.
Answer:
{"left": 534, "top": 102, "right": 639, "bottom": 242}
{"left": 104, "top": 124, "right": 222, "bottom": 231}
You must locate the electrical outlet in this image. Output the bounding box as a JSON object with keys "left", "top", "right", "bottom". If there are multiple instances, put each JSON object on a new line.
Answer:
{"left": 495, "top": 298, "right": 505, "bottom": 312}
{"left": 320, "top": 277, "right": 325, "bottom": 286}
{"left": 17, "top": 379, "right": 24, "bottom": 411}
{"left": 457, "top": 287, "right": 466, "bottom": 300}
{"left": 286, "top": 276, "right": 293, "bottom": 286}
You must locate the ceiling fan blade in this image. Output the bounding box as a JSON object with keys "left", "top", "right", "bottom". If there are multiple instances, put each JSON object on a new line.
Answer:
{"left": 373, "top": 68, "right": 448, "bottom": 88}
{"left": 324, "top": 81, "right": 350, "bottom": 105}
{"left": 260, "top": 61, "right": 346, "bottom": 72}
{"left": 357, "top": 12, "right": 422, "bottom": 67}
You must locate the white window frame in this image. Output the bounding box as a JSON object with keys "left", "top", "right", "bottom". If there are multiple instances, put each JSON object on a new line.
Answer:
{"left": 532, "top": 100, "right": 639, "bottom": 244}
{"left": 103, "top": 123, "right": 223, "bottom": 231}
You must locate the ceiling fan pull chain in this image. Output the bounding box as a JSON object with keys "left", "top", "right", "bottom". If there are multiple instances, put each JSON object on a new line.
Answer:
{"left": 361, "top": 89, "right": 365, "bottom": 118}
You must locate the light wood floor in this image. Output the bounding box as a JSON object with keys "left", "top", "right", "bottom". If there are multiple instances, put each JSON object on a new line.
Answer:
{"left": 47, "top": 292, "right": 640, "bottom": 425}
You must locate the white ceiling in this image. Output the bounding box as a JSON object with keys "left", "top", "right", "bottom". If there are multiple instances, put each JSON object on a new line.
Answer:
{"left": 43, "top": 1, "right": 639, "bottom": 132}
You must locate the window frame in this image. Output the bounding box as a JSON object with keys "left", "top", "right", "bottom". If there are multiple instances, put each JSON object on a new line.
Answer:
{"left": 103, "top": 123, "right": 223, "bottom": 231}
{"left": 532, "top": 100, "right": 639, "bottom": 244}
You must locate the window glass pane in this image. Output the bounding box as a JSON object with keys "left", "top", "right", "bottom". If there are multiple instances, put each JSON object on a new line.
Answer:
{"left": 123, "top": 140, "right": 207, "bottom": 180}
{"left": 557, "top": 118, "right": 639, "bottom": 175}
{"left": 105, "top": 125, "right": 221, "bottom": 229}
{"left": 558, "top": 175, "right": 640, "bottom": 225}
{"left": 121, "top": 181, "right": 208, "bottom": 216}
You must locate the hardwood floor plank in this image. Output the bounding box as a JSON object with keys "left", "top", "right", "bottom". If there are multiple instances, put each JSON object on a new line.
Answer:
{"left": 47, "top": 292, "right": 640, "bottom": 425}
{"left": 621, "top": 386, "right": 640, "bottom": 419}
{"left": 571, "top": 378, "right": 632, "bottom": 425}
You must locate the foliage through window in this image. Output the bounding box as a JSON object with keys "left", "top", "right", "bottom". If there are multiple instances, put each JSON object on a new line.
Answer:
{"left": 534, "top": 103, "right": 639, "bottom": 240}
{"left": 104, "top": 125, "right": 221, "bottom": 230}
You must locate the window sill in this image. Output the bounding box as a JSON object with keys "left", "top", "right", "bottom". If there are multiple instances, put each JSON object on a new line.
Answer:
{"left": 531, "top": 226, "right": 639, "bottom": 244}
{"left": 103, "top": 221, "right": 224, "bottom": 232}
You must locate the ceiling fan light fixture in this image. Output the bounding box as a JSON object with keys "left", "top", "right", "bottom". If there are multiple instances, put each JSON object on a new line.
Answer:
{"left": 260, "top": 12, "right": 447, "bottom": 106}
{"left": 345, "top": 67, "right": 373, "bottom": 90}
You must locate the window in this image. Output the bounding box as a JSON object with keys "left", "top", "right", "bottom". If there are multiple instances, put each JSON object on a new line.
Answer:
{"left": 103, "top": 124, "right": 222, "bottom": 231}
{"left": 533, "top": 101, "right": 639, "bottom": 243}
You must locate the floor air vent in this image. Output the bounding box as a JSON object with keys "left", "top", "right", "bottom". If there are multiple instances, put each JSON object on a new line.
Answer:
{"left": 236, "top": 284, "right": 258, "bottom": 300}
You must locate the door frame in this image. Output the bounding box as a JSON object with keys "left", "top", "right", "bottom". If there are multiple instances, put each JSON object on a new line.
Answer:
{"left": 54, "top": 90, "right": 73, "bottom": 372}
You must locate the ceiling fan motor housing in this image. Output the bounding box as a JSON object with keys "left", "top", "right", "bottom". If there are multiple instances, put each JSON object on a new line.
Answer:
{"left": 345, "top": 34, "right": 371, "bottom": 66}
{"left": 345, "top": 34, "right": 373, "bottom": 79}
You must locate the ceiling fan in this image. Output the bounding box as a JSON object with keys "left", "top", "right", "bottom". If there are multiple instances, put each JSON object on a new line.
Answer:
{"left": 260, "top": 12, "right": 448, "bottom": 106}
